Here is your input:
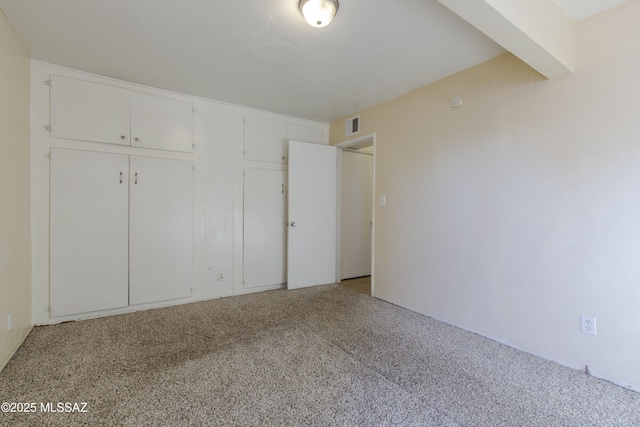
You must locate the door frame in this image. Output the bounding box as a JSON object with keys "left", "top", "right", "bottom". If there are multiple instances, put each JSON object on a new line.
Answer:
{"left": 335, "top": 133, "right": 376, "bottom": 296}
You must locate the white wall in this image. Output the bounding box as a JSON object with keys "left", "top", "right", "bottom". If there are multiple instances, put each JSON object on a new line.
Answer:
{"left": 331, "top": 1, "right": 640, "bottom": 391}
{"left": 0, "top": 11, "right": 32, "bottom": 369}
{"left": 201, "top": 101, "right": 235, "bottom": 298}
{"left": 30, "top": 61, "right": 328, "bottom": 325}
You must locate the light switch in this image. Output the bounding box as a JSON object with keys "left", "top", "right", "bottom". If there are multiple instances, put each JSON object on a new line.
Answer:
{"left": 380, "top": 195, "right": 386, "bottom": 206}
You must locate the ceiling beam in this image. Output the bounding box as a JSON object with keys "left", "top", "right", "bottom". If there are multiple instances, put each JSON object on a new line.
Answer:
{"left": 439, "top": 0, "right": 575, "bottom": 78}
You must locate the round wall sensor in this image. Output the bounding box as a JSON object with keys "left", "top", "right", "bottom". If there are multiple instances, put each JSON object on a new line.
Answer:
{"left": 450, "top": 96, "right": 463, "bottom": 108}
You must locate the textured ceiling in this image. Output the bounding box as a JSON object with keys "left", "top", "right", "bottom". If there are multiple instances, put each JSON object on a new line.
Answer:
{"left": 0, "top": 0, "right": 629, "bottom": 122}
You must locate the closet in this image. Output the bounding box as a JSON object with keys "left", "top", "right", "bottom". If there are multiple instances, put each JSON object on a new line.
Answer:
{"left": 50, "top": 149, "right": 193, "bottom": 317}
{"left": 242, "top": 168, "right": 287, "bottom": 288}
{"left": 47, "top": 75, "right": 194, "bottom": 318}
{"left": 240, "top": 113, "right": 325, "bottom": 289}
{"left": 49, "top": 75, "right": 194, "bottom": 152}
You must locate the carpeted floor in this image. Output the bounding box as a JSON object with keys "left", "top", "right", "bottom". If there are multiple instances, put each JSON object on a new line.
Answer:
{"left": 1, "top": 285, "right": 639, "bottom": 426}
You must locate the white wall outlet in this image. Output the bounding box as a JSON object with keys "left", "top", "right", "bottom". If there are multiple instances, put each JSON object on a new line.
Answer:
{"left": 7, "top": 313, "right": 12, "bottom": 330}
{"left": 217, "top": 271, "right": 225, "bottom": 282}
{"left": 581, "top": 315, "right": 596, "bottom": 336}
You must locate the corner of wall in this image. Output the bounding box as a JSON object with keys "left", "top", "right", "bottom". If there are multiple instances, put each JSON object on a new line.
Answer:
{"left": 0, "top": 9, "right": 33, "bottom": 371}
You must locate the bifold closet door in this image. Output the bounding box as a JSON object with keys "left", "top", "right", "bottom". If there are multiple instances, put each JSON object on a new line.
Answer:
{"left": 129, "top": 156, "right": 193, "bottom": 305}
{"left": 50, "top": 149, "right": 129, "bottom": 317}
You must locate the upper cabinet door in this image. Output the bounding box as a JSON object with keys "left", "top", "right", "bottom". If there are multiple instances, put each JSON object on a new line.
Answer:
{"left": 244, "top": 115, "right": 287, "bottom": 163}
{"left": 50, "top": 75, "right": 131, "bottom": 145}
{"left": 287, "top": 123, "right": 324, "bottom": 144}
{"left": 131, "top": 92, "right": 194, "bottom": 152}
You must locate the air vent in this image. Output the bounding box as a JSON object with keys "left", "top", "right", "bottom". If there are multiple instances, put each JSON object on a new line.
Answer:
{"left": 345, "top": 115, "right": 360, "bottom": 137}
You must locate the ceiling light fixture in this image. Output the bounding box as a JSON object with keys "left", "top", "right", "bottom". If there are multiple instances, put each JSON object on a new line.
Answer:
{"left": 299, "top": 0, "right": 339, "bottom": 28}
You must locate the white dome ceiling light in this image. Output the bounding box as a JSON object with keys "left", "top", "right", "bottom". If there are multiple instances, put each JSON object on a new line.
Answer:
{"left": 299, "top": 0, "right": 339, "bottom": 28}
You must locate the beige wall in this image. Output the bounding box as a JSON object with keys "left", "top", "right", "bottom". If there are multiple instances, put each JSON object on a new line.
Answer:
{"left": 0, "top": 10, "right": 32, "bottom": 369}
{"left": 330, "top": 1, "right": 640, "bottom": 390}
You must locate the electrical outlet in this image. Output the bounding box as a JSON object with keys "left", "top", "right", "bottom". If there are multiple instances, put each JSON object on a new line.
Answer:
{"left": 7, "top": 313, "right": 12, "bottom": 330}
{"left": 581, "top": 315, "right": 596, "bottom": 336}
{"left": 217, "top": 271, "right": 225, "bottom": 282}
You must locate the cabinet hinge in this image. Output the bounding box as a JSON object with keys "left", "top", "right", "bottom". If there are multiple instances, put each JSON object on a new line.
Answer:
{"left": 242, "top": 150, "right": 246, "bottom": 155}
{"left": 192, "top": 107, "right": 198, "bottom": 113}
{"left": 46, "top": 306, "right": 51, "bottom": 313}
{"left": 191, "top": 165, "right": 197, "bottom": 172}
{"left": 44, "top": 124, "right": 52, "bottom": 131}
{"left": 241, "top": 117, "right": 246, "bottom": 124}
{"left": 44, "top": 80, "right": 51, "bottom": 86}
{"left": 242, "top": 280, "right": 245, "bottom": 286}
{"left": 191, "top": 287, "right": 195, "bottom": 293}
{"left": 241, "top": 170, "right": 246, "bottom": 177}
{"left": 192, "top": 143, "right": 197, "bottom": 149}
{"left": 47, "top": 152, "right": 53, "bottom": 159}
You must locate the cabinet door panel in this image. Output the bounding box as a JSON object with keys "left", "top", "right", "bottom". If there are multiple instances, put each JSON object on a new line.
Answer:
{"left": 287, "top": 123, "right": 324, "bottom": 144}
{"left": 243, "top": 168, "right": 287, "bottom": 288}
{"left": 50, "top": 75, "right": 130, "bottom": 145}
{"left": 50, "top": 149, "right": 129, "bottom": 317}
{"left": 244, "top": 115, "right": 287, "bottom": 163}
{"left": 131, "top": 92, "right": 194, "bottom": 152}
{"left": 129, "top": 156, "right": 193, "bottom": 305}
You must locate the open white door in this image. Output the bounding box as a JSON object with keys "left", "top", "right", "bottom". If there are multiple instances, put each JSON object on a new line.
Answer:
{"left": 287, "top": 140, "right": 338, "bottom": 289}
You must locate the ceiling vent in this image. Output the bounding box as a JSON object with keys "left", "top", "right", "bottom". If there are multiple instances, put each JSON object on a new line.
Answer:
{"left": 345, "top": 115, "right": 360, "bottom": 137}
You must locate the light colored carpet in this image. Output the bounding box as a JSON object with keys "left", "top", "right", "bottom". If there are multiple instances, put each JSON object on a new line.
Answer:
{"left": 1, "top": 284, "right": 639, "bottom": 426}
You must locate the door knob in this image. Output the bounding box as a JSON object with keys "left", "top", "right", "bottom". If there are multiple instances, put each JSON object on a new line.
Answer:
{"left": 290, "top": 221, "right": 296, "bottom": 227}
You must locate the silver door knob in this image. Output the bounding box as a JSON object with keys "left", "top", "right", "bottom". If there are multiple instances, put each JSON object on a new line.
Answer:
{"left": 290, "top": 221, "right": 296, "bottom": 227}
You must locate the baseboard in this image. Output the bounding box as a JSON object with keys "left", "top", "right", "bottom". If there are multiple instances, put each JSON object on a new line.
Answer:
{"left": 0, "top": 325, "right": 33, "bottom": 372}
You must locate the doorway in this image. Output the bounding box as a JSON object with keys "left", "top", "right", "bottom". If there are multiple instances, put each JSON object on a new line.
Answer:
{"left": 336, "top": 134, "right": 376, "bottom": 296}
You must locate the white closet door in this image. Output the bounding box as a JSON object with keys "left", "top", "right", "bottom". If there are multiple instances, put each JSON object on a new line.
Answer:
{"left": 129, "top": 156, "right": 193, "bottom": 305}
{"left": 244, "top": 115, "right": 287, "bottom": 163}
{"left": 50, "top": 75, "right": 130, "bottom": 145}
{"left": 50, "top": 149, "right": 129, "bottom": 317}
{"left": 341, "top": 151, "right": 373, "bottom": 279}
{"left": 130, "top": 92, "right": 194, "bottom": 152}
{"left": 243, "top": 168, "right": 287, "bottom": 288}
